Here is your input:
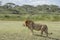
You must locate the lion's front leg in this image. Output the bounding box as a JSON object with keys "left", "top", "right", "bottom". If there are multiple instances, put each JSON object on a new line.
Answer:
{"left": 30, "top": 27, "right": 34, "bottom": 35}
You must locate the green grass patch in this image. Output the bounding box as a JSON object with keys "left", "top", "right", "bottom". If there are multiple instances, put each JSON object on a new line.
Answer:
{"left": 0, "top": 14, "right": 60, "bottom": 21}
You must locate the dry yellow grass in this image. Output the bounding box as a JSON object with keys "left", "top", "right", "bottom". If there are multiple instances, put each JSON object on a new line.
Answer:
{"left": 0, "top": 21, "right": 60, "bottom": 40}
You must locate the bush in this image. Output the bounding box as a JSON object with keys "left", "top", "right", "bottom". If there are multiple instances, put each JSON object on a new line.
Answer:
{"left": 0, "top": 14, "right": 60, "bottom": 21}
{"left": 5, "top": 15, "right": 10, "bottom": 18}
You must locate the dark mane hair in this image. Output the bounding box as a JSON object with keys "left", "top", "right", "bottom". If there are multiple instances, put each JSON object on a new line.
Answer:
{"left": 25, "top": 19, "right": 34, "bottom": 26}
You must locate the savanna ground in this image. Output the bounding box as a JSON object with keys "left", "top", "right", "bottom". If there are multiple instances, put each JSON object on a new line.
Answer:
{"left": 0, "top": 21, "right": 60, "bottom": 40}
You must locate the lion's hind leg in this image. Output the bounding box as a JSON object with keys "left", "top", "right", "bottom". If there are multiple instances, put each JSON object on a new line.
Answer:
{"left": 44, "top": 29, "right": 48, "bottom": 37}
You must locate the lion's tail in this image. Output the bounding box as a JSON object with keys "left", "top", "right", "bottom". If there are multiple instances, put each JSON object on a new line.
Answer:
{"left": 48, "top": 32, "right": 53, "bottom": 35}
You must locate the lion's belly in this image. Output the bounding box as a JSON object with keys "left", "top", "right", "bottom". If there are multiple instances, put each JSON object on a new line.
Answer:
{"left": 33, "top": 24, "right": 42, "bottom": 31}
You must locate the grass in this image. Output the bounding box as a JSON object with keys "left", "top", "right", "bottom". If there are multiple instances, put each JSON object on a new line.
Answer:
{"left": 0, "top": 14, "right": 60, "bottom": 21}
{"left": 0, "top": 21, "right": 60, "bottom": 40}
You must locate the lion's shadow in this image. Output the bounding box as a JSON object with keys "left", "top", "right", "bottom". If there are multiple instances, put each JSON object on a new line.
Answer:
{"left": 34, "top": 34, "right": 60, "bottom": 40}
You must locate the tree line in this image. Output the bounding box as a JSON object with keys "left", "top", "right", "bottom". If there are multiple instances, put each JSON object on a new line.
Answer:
{"left": 0, "top": 2, "right": 60, "bottom": 15}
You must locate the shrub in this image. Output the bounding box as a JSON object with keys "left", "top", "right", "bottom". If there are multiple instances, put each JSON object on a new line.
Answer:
{"left": 4, "top": 15, "right": 10, "bottom": 18}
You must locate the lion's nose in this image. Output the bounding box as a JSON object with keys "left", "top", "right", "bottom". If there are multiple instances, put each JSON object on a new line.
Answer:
{"left": 23, "top": 24, "right": 25, "bottom": 26}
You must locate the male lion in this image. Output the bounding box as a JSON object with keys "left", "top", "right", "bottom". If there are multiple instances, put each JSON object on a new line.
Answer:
{"left": 23, "top": 19, "right": 52, "bottom": 37}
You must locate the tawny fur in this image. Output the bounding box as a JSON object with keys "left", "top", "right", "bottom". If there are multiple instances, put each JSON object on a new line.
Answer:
{"left": 24, "top": 19, "right": 52, "bottom": 36}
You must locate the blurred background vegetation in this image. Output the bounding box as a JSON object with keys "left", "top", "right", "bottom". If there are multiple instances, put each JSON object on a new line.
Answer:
{"left": 0, "top": 1, "right": 60, "bottom": 21}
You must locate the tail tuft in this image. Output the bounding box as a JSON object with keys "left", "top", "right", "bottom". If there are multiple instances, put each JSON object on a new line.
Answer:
{"left": 48, "top": 32, "right": 53, "bottom": 35}
{"left": 50, "top": 33, "right": 53, "bottom": 34}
